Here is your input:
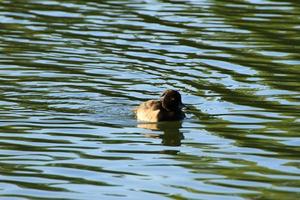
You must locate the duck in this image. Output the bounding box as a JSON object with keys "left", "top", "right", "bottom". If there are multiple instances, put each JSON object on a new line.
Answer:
{"left": 135, "top": 89, "right": 185, "bottom": 122}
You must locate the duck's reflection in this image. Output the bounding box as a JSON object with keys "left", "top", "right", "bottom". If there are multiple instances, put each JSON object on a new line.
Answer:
{"left": 138, "top": 121, "right": 184, "bottom": 146}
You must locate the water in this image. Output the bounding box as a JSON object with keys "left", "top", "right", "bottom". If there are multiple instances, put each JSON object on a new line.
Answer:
{"left": 0, "top": 0, "right": 300, "bottom": 199}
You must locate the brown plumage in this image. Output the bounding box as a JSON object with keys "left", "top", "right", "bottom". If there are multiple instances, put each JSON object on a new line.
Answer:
{"left": 134, "top": 90, "right": 185, "bottom": 122}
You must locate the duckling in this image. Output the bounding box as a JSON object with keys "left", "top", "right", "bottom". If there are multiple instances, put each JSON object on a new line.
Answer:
{"left": 135, "top": 89, "right": 185, "bottom": 122}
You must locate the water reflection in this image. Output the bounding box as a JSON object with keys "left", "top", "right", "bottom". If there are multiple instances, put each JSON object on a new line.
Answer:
{"left": 139, "top": 121, "right": 184, "bottom": 146}
{"left": 0, "top": 0, "right": 300, "bottom": 199}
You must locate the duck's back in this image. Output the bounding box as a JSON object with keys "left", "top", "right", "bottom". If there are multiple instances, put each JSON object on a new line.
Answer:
{"left": 135, "top": 100, "right": 161, "bottom": 122}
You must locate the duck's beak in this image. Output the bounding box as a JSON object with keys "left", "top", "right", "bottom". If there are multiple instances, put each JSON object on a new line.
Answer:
{"left": 179, "top": 103, "right": 186, "bottom": 109}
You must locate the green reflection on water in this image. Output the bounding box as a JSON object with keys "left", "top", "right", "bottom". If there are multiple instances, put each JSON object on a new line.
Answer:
{"left": 0, "top": 0, "right": 299, "bottom": 199}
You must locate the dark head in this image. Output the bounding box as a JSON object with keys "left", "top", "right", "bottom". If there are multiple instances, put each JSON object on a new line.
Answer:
{"left": 160, "top": 89, "right": 184, "bottom": 111}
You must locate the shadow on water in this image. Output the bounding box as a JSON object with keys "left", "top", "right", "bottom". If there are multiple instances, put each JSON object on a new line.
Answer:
{"left": 138, "top": 121, "right": 184, "bottom": 147}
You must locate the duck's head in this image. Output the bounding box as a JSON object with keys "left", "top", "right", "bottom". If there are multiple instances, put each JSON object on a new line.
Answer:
{"left": 160, "top": 89, "right": 184, "bottom": 111}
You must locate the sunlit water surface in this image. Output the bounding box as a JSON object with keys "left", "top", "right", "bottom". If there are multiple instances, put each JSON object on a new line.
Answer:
{"left": 0, "top": 0, "right": 300, "bottom": 199}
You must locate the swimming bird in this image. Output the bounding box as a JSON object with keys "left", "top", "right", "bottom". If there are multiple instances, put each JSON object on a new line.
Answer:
{"left": 135, "top": 89, "right": 185, "bottom": 122}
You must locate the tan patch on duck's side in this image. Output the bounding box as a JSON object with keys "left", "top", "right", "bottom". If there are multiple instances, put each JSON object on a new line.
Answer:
{"left": 135, "top": 100, "right": 161, "bottom": 122}
{"left": 136, "top": 109, "right": 160, "bottom": 122}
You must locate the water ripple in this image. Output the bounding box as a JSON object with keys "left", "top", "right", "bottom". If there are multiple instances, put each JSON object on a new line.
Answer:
{"left": 0, "top": 0, "right": 300, "bottom": 199}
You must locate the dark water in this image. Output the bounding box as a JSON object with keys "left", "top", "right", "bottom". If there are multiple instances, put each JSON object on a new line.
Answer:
{"left": 1, "top": 0, "right": 300, "bottom": 199}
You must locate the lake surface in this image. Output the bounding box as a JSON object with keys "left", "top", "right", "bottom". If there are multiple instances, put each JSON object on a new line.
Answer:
{"left": 0, "top": 0, "right": 300, "bottom": 199}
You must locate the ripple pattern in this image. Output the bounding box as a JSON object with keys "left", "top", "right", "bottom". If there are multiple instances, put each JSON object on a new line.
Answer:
{"left": 0, "top": 0, "right": 300, "bottom": 199}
